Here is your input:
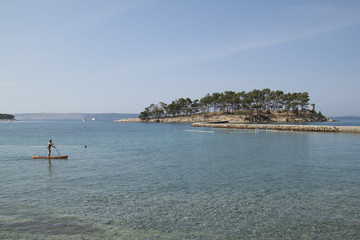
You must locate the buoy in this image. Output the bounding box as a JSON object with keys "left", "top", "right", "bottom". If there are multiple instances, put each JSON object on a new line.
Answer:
{"left": 84, "top": 145, "right": 87, "bottom": 148}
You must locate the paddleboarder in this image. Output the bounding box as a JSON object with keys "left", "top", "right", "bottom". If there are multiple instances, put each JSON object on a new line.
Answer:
{"left": 47, "top": 139, "right": 54, "bottom": 157}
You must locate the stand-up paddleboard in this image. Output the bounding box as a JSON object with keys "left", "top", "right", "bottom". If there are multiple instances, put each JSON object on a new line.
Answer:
{"left": 32, "top": 155, "right": 68, "bottom": 159}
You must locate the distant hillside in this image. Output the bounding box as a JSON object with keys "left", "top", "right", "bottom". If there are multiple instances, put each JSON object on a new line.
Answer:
{"left": 15, "top": 113, "right": 85, "bottom": 120}
{"left": 334, "top": 116, "right": 360, "bottom": 120}
{"left": 14, "top": 113, "right": 138, "bottom": 121}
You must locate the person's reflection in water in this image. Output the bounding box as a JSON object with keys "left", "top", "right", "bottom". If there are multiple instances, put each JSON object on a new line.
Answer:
{"left": 48, "top": 159, "right": 52, "bottom": 178}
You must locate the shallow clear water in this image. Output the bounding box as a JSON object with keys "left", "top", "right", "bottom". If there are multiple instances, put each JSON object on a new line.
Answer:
{"left": 0, "top": 120, "right": 360, "bottom": 239}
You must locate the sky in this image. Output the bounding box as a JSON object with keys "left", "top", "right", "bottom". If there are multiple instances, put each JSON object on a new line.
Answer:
{"left": 1, "top": 0, "right": 360, "bottom": 116}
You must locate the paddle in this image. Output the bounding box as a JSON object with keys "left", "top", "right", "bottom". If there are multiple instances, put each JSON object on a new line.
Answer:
{"left": 53, "top": 145, "right": 62, "bottom": 156}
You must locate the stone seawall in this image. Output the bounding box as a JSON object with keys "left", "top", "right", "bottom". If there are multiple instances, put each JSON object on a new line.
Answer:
{"left": 192, "top": 123, "right": 360, "bottom": 134}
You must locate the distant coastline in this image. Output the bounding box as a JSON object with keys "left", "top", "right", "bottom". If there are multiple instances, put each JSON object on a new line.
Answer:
{"left": 14, "top": 113, "right": 138, "bottom": 121}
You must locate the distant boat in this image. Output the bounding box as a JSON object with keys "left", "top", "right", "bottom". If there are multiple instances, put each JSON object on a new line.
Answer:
{"left": 83, "top": 118, "right": 86, "bottom": 122}
{"left": 92, "top": 117, "right": 96, "bottom": 121}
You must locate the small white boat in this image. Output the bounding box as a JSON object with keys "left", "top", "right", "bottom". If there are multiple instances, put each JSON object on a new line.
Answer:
{"left": 92, "top": 117, "right": 96, "bottom": 121}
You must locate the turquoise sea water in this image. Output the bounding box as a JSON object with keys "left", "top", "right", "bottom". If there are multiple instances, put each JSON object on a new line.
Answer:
{"left": 1, "top": 118, "right": 360, "bottom": 239}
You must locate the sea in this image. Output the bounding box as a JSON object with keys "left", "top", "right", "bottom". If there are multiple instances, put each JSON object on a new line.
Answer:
{"left": 0, "top": 115, "right": 359, "bottom": 239}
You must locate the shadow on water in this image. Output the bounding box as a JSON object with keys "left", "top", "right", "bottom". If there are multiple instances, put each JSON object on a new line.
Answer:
{"left": 48, "top": 159, "right": 52, "bottom": 178}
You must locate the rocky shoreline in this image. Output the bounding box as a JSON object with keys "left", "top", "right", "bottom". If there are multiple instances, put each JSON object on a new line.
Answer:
{"left": 112, "top": 113, "right": 360, "bottom": 133}
{"left": 114, "top": 111, "right": 333, "bottom": 123}
{"left": 192, "top": 122, "right": 360, "bottom": 134}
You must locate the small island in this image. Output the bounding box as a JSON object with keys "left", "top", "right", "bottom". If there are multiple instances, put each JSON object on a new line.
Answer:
{"left": 0, "top": 113, "right": 15, "bottom": 121}
{"left": 115, "top": 89, "right": 331, "bottom": 123}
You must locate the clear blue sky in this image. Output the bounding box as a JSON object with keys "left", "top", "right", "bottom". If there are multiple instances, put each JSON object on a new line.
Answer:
{"left": 1, "top": 0, "right": 359, "bottom": 116}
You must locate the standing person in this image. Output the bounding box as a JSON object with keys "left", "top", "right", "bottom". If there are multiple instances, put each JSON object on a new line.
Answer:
{"left": 47, "top": 140, "right": 54, "bottom": 157}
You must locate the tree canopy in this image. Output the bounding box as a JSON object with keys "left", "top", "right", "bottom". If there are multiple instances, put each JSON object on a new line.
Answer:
{"left": 0, "top": 113, "right": 15, "bottom": 120}
{"left": 139, "top": 89, "right": 311, "bottom": 120}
